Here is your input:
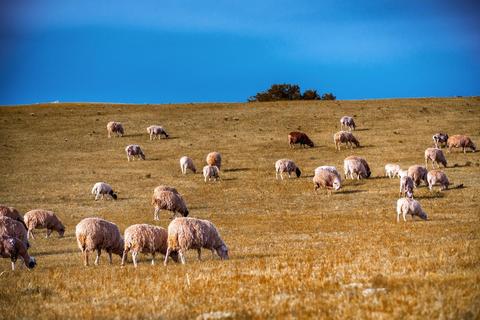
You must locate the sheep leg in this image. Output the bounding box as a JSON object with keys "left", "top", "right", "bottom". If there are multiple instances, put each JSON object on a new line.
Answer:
{"left": 121, "top": 249, "right": 128, "bottom": 266}
{"left": 46, "top": 229, "right": 52, "bottom": 238}
{"left": 95, "top": 249, "right": 101, "bottom": 265}
{"left": 179, "top": 250, "right": 186, "bottom": 264}
{"left": 403, "top": 211, "right": 407, "bottom": 222}
{"left": 108, "top": 251, "right": 113, "bottom": 264}
{"left": 154, "top": 207, "right": 160, "bottom": 221}
{"left": 164, "top": 247, "right": 172, "bottom": 266}
{"left": 197, "top": 249, "right": 202, "bottom": 261}
{"left": 28, "top": 229, "right": 35, "bottom": 240}
{"left": 132, "top": 251, "right": 138, "bottom": 267}
{"left": 84, "top": 250, "right": 89, "bottom": 266}
{"left": 211, "top": 249, "right": 216, "bottom": 258}
{"left": 151, "top": 253, "right": 155, "bottom": 265}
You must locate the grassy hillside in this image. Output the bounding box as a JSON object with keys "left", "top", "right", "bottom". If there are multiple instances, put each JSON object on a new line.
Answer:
{"left": 0, "top": 97, "right": 479, "bottom": 319}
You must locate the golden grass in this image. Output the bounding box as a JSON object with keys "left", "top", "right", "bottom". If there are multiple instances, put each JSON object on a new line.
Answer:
{"left": 0, "top": 97, "right": 479, "bottom": 319}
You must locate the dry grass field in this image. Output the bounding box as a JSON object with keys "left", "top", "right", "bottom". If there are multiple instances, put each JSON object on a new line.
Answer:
{"left": 0, "top": 97, "right": 479, "bottom": 319}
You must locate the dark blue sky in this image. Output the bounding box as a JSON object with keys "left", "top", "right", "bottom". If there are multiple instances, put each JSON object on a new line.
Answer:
{"left": 1, "top": 0, "right": 479, "bottom": 105}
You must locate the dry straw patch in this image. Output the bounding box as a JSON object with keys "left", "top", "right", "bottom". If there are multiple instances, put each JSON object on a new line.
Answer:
{"left": 0, "top": 97, "right": 479, "bottom": 319}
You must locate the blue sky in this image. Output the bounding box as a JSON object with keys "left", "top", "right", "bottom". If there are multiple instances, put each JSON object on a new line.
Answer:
{"left": 1, "top": 0, "right": 479, "bottom": 105}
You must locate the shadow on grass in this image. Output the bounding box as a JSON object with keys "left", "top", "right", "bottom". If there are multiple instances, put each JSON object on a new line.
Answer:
{"left": 355, "top": 128, "right": 369, "bottom": 131}
{"left": 338, "top": 189, "right": 367, "bottom": 194}
{"left": 221, "top": 177, "right": 237, "bottom": 181}
{"left": 224, "top": 168, "right": 250, "bottom": 172}
{"left": 33, "top": 248, "right": 78, "bottom": 257}
{"left": 415, "top": 192, "right": 445, "bottom": 199}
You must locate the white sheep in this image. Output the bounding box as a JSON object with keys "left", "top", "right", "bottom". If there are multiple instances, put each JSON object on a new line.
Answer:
{"left": 385, "top": 164, "right": 401, "bottom": 178}
{"left": 180, "top": 156, "right": 197, "bottom": 174}
{"left": 425, "top": 148, "right": 447, "bottom": 168}
{"left": 313, "top": 168, "right": 341, "bottom": 194}
{"left": 164, "top": 217, "right": 229, "bottom": 265}
{"left": 427, "top": 170, "right": 450, "bottom": 191}
{"left": 340, "top": 116, "right": 356, "bottom": 131}
{"left": 151, "top": 188, "right": 189, "bottom": 220}
{"left": 275, "top": 159, "right": 301, "bottom": 180}
{"left": 396, "top": 198, "right": 428, "bottom": 222}
{"left": 206, "top": 152, "right": 222, "bottom": 170}
{"left": 399, "top": 175, "right": 414, "bottom": 198}
{"left": 75, "top": 217, "right": 124, "bottom": 266}
{"left": 91, "top": 182, "right": 118, "bottom": 200}
{"left": 203, "top": 165, "right": 220, "bottom": 182}
{"left": 107, "top": 121, "right": 124, "bottom": 138}
{"left": 343, "top": 156, "right": 371, "bottom": 179}
{"left": 407, "top": 165, "right": 428, "bottom": 187}
{"left": 0, "top": 235, "right": 36, "bottom": 271}
{"left": 147, "top": 125, "right": 169, "bottom": 140}
{"left": 121, "top": 224, "right": 178, "bottom": 267}
{"left": 0, "top": 216, "right": 29, "bottom": 249}
{"left": 333, "top": 131, "right": 360, "bottom": 150}
{"left": 23, "top": 209, "right": 65, "bottom": 239}
{"left": 125, "top": 144, "right": 146, "bottom": 161}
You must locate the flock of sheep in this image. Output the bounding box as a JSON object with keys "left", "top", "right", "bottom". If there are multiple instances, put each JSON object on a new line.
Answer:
{"left": 0, "top": 115, "right": 477, "bottom": 271}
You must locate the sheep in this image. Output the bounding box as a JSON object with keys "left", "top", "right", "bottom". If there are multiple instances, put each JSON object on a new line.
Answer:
{"left": 407, "top": 165, "right": 428, "bottom": 187}
{"left": 432, "top": 133, "right": 448, "bottom": 148}
{"left": 203, "top": 165, "right": 220, "bottom": 182}
{"left": 0, "top": 235, "right": 36, "bottom": 271}
{"left": 288, "top": 131, "right": 314, "bottom": 148}
{"left": 106, "top": 121, "right": 124, "bottom": 138}
{"left": 164, "top": 217, "right": 229, "bottom": 265}
{"left": 396, "top": 198, "right": 428, "bottom": 222}
{"left": 147, "top": 125, "right": 169, "bottom": 140}
{"left": 340, "top": 116, "right": 356, "bottom": 131}
{"left": 0, "top": 216, "right": 29, "bottom": 248}
{"left": 425, "top": 148, "right": 447, "bottom": 169}
{"left": 125, "top": 144, "right": 146, "bottom": 161}
{"left": 313, "top": 168, "right": 341, "bottom": 194}
{"left": 121, "top": 224, "right": 178, "bottom": 267}
{"left": 206, "top": 152, "right": 222, "bottom": 170}
{"left": 447, "top": 135, "right": 476, "bottom": 153}
{"left": 23, "top": 209, "right": 65, "bottom": 240}
{"left": 91, "top": 182, "right": 117, "bottom": 200}
{"left": 427, "top": 170, "right": 450, "bottom": 191}
{"left": 314, "top": 165, "right": 340, "bottom": 178}
{"left": 151, "top": 189, "right": 189, "bottom": 220}
{"left": 75, "top": 217, "right": 124, "bottom": 266}
{"left": 333, "top": 131, "right": 360, "bottom": 150}
{"left": 343, "top": 156, "right": 371, "bottom": 179}
{"left": 399, "top": 176, "right": 414, "bottom": 198}
{"left": 384, "top": 164, "right": 401, "bottom": 178}
{"left": 275, "top": 159, "right": 301, "bottom": 180}
{"left": 0, "top": 205, "right": 27, "bottom": 230}
{"left": 180, "top": 156, "right": 197, "bottom": 174}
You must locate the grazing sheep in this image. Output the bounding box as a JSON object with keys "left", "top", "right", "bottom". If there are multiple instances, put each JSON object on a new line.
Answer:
{"left": 425, "top": 148, "right": 447, "bottom": 168}
{"left": 23, "top": 209, "right": 65, "bottom": 240}
{"left": 288, "top": 131, "right": 314, "bottom": 148}
{"left": 151, "top": 189, "right": 189, "bottom": 220}
{"left": 407, "top": 165, "right": 429, "bottom": 187}
{"left": 107, "top": 121, "right": 124, "bottom": 138}
{"left": 343, "top": 156, "right": 371, "bottom": 179}
{"left": 275, "top": 159, "right": 301, "bottom": 180}
{"left": 75, "top": 217, "right": 124, "bottom": 266}
{"left": 121, "top": 224, "right": 178, "bottom": 267}
{"left": 340, "top": 116, "right": 356, "bottom": 131}
{"left": 91, "top": 182, "right": 117, "bottom": 200}
{"left": 313, "top": 168, "right": 341, "bottom": 194}
{"left": 0, "top": 235, "right": 36, "bottom": 271}
{"left": 396, "top": 198, "right": 428, "bottom": 222}
{"left": 0, "top": 216, "right": 29, "bottom": 248}
{"left": 0, "top": 205, "right": 27, "bottom": 230}
{"left": 447, "top": 135, "right": 476, "bottom": 153}
{"left": 206, "top": 152, "right": 222, "bottom": 170}
{"left": 180, "top": 156, "right": 197, "bottom": 174}
{"left": 203, "top": 165, "right": 220, "bottom": 182}
{"left": 333, "top": 131, "right": 360, "bottom": 150}
{"left": 147, "top": 125, "right": 169, "bottom": 140}
{"left": 399, "top": 176, "right": 414, "bottom": 198}
{"left": 432, "top": 133, "right": 448, "bottom": 148}
{"left": 385, "top": 164, "right": 401, "bottom": 178}
{"left": 125, "top": 144, "right": 146, "bottom": 161}
{"left": 164, "top": 217, "right": 229, "bottom": 265}
{"left": 427, "top": 170, "right": 450, "bottom": 191}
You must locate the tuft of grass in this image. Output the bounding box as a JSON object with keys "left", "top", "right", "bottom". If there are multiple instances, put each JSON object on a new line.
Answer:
{"left": 0, "top": 97, "right": 479, "bottom": 319}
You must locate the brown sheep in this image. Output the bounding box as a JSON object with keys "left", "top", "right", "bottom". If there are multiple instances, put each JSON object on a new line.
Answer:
{"left": 288, "top": 131, "right": 314, "bottom": 148}
{"left": 0, "top": 216, "right": 29, "bottom": 249}
{"left": 333, "top": 131, "right": 360, "bottom": 150}
{"left": 151, "top": 188, "right": 189, "bottom": 220}
{"left": 24, "top": 209, "right": 65, "bottom": 239}
{"left": 206, "top": 152, "right": 222, "bottom": 170}
{"left": 0, "top": 205, "right": 27, "bottom": 230}
{"left": 424, "top": 148, "right": 447, "bottom": 168}
{"left": 0, "top": 235, "right": 36, "bottom": 271}
{"left": 447, "top": 135, "right": 476, "bottom": 153}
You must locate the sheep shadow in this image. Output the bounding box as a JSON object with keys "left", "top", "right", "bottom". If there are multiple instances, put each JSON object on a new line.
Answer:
{"left": 220, "top": 177, "right": 237, "bottom": 181}
{"left": 355, "top": 128, "right": 369, "bottom": 131}
{"left": 224, "top": 168, "right": 250, "bottom": 172}
{"left": 338, "top": 189, "right": 367, "bottom": 194}
{"left": 415, "top": 192, "right": 445, "bottom": 199}
{"left": 33, "top": 248, "right": 78, "bottom": 257}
